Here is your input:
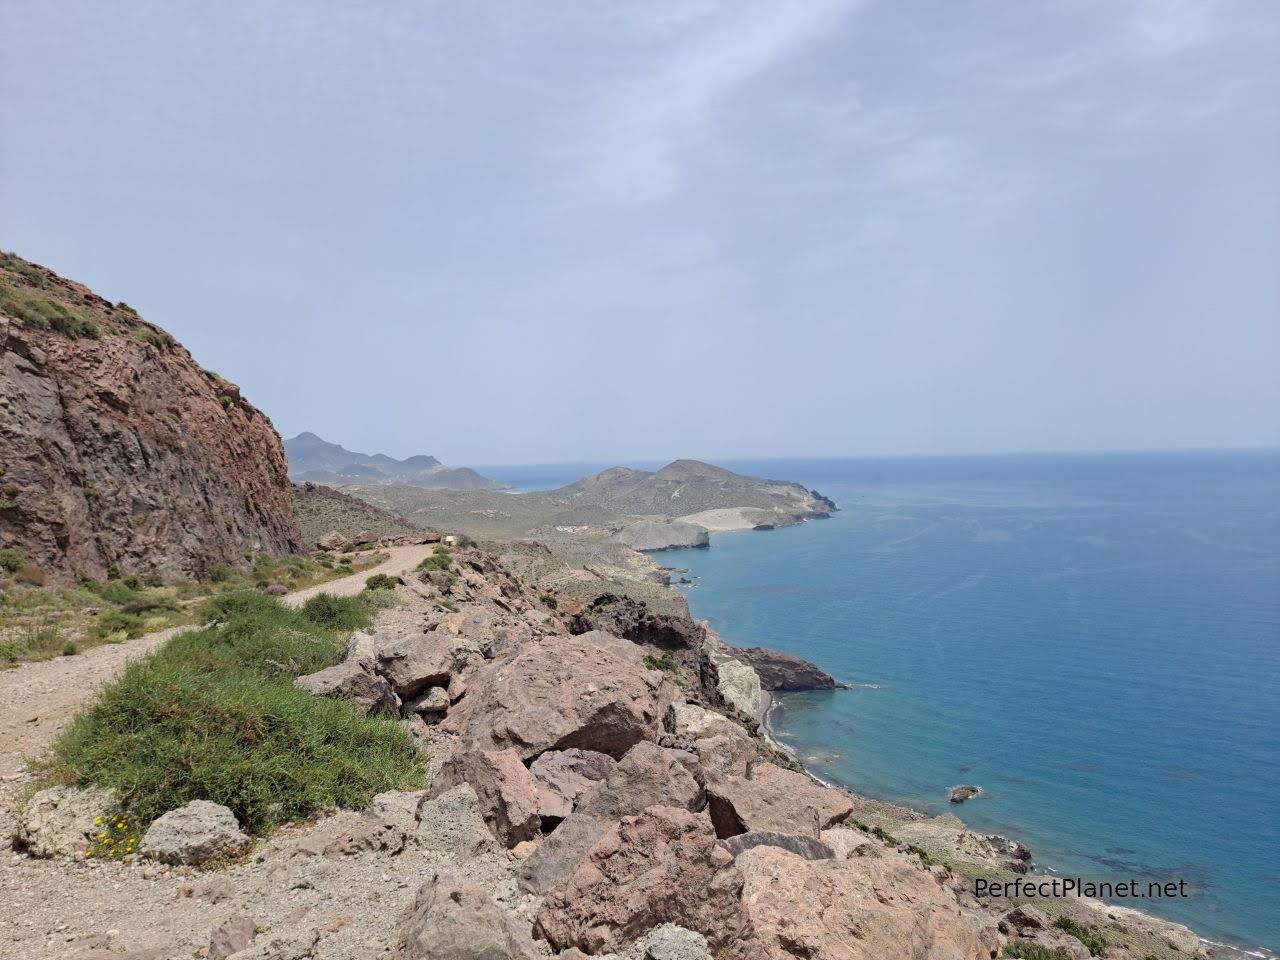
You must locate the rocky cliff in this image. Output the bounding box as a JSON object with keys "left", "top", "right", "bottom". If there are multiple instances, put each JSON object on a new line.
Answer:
{"left": 0, "top": 253, "right": 302, "bottom": 582}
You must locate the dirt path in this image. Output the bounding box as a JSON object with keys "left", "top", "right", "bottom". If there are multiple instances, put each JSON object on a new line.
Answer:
{"left": 0, "top": 545, "right": 435, "bottom": 791}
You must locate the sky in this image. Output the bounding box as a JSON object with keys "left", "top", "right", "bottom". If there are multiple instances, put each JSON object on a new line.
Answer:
{"left": 2, "top": 0, "right": 1278, "bottom": 465}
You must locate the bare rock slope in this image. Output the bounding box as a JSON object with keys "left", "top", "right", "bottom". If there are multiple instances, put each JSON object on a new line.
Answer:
{"left": 0, "top": 253, "right": 301, "bottom": 581}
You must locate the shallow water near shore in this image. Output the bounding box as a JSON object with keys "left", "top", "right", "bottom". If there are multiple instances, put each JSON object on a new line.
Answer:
{"left": 644, "top": 452, "right": 1280, "bottom": 953}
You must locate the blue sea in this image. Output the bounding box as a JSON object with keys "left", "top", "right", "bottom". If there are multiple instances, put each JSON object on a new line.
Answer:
{"left": 487, "top": 452, "right": 1280, "bottom": 952}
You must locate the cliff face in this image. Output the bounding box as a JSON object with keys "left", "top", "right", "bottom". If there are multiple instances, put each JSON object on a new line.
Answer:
{"left": 0, "top": 253, "right": 302, "bottom": 582}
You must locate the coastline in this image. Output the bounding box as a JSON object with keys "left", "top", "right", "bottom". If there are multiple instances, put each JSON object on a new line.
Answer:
{"left": 683, "top": 526, "right": 1274, "bottom": 960}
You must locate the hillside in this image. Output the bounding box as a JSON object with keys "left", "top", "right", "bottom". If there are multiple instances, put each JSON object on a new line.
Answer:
{"left": 292, "top": 482, "right": 425, "bottom": 545}
{"left": 285, "top": 432, "right": 511, "bottom": 490}
{"left": 343, "top": 460, "right": 836, "bottom": 541}
{"left": 0, "top": 253, "right": 302, "bottom": 582}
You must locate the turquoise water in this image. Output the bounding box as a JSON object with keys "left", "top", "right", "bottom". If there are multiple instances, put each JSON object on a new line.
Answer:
{"left": 638, "top": 453, "right": 1279, "bottom": 952}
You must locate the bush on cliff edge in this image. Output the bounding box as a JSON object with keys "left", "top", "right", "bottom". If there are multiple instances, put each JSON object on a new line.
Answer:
{"left": 42, "top": 591, "right": 423, "bottom": 834}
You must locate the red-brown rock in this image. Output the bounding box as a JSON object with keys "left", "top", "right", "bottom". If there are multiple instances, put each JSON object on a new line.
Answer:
{"left": 441, "top": 631, "right": 674, "bottom": 760}
{"left": 0, "top": 254, "right": 301, "bottom": 581}
{"left": 533, "top": 806, "right": 751, "bottom": 956}
{"left": 430, "top": 749, "right": 541, "bottom": 847}
{"left": 738, "top": 845, "right": 995, "bottom": 960}
{"left": 707, "top": 762, "right": 854, "bottom": 838}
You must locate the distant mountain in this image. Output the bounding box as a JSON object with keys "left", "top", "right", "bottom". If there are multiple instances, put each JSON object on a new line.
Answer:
{"left": 284, "top": 433, "right": 511, "bottom": 491}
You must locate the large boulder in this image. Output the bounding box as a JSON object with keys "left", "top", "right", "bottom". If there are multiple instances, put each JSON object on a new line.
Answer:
{"left": 317, "top": 531, "right": 350, "bottom": 551}
{"left": 139, "top": 800, "right": 251, "bottom": 865}
{"left": 711, "top": 656, "right": 761, "bottom": 719}
{"left": 724, "top": 831, "right": 835, "bottom": 861}
{"left": 574, "top": 741, "right": 705, "bottom": 821}
{"left": 394, "top": 871, "right": 539, "bottom": 960}
{"left": 518, "top": 814, "right": 612, "bottom": 896}
{"left": 707, "top": 763, "right": 853, "bottom": 838}
{"left": 295, "top": 659, "right": 399, "bottom": 716}
{"left": 414, "top": 784, "right": 501, "bottom": 857}
{"left": 441, "top": 631, "right": 674, "bottom": 760}
{"left": 533, "top": 806, "right": 750, "bottom": 956}
{"left": 376, "top": 637, "right": 454, "bottom": 699}
{"left": 529, "top": 748, "right": 616, "bottom": 822}
{"left": 14, "top": 785, "right": 116, "bottom": 858}
{"left": 737, "top": 845, "right": 995, "bottom": 960}
{"left": 430, "top": 749, "right": 540, "bottom": 847}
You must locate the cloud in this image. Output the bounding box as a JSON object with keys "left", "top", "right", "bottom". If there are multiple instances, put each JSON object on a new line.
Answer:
{"left": 566, "top": 0, "right": 865, "bottom": 202}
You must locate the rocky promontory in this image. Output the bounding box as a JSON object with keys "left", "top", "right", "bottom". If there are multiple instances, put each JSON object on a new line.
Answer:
{"left": 613, "top": 519, "right": 710, "bottom": 552}
{"left": 730, "top": 646, "right": 842, "bottom": 690}
{"left": 0, "top": 253, "right": 302, "bottom": 581}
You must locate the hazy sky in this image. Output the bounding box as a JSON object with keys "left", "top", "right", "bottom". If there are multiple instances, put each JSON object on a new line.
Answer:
{"left": 3, "top": 1, "right": 1277, "bottom": 465}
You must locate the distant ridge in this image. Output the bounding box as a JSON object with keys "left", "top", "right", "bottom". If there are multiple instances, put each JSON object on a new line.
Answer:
{"left": 284, "top": 432, "right": 511, "bottom": 491}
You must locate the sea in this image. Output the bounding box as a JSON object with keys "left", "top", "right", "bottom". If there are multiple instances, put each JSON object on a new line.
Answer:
{"left": 478, "top": 452, "right": 1280, "bottom": 954}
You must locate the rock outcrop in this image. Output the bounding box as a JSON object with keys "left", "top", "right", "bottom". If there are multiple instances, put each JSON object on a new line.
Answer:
{"left": 730, "top": 647, "right": 841, "bottom": 691}
{"left": 614, "top": 519, "right": 711, "bottom": 552}
{"left": 533, "top": 806, "right": 751, "bottom": 956}
{"left": 737, "top": 845, "right": 996, "bottom": 960}
{"left": 440, "top": 630, "right": 674, "bottom": 760}
{"left": 0, "top": 253, "right": 302, "bottom": 581}
{"left": 14, "top": 785, "right": 116, "bottom": 859}
{"left": 394, "top": 871, "right": 539, "bottom": 960}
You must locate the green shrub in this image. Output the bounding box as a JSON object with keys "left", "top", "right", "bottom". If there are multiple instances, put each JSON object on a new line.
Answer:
{"left": 135, "top": 328, "right": 174, "bottom": 348}
{"left": 0, "top": 283, "right": 100, "bottom": 338}
{"left": 45, "top": 623, "right": 424, "bottom": 834}
{"left": 210, "top": 565, "right": 235, "bottom": 583}
{"left": 90, "top": 611, "right": 146, "bottom": 640}
{"left": 0, "top": 641, "right": 19, "bottom": 663}
{"left": 84, "top": 579, "right": 142, "bottom": 604}
{"left": 417, "top": 552, "right": 452, "bottom": 573}
{"left": 120, "top": 596, "right": 178, "bottom": 616}
{"left": 1003, "top": 942, "right": 1072, "bottom": 960}
{"left": 539, "top": 593, "right": 558, "bottom": 609}
{"left": 116, "top": 301, "right": 138, "bottom": 315}
{"left": 1052, "top": 918, "right": 1108, "bottom": 955}
{"left": 643, "top": 652, "right": 679, "bottom": 673}
{"left": 299, "top": 593, "right": 371, "bottom": 632}
{"left": 197, "top": 590, "right": 284, "bottom": 624}
{"left": 13, "top": 564, "right": 45, "bottom": 586}
{"left": 61, "top": 642, "right": 79, "bottom": 657}
{"left": 365, "top": 574, "right": 401, "bottom": 591}
{"left": 0, "top": 547, "right": 25, "bottom": 573}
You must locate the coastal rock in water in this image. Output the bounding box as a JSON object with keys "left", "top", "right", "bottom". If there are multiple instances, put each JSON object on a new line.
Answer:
{"left": 295, "top": 659, "right": 399, "bottom": 716}
{"left": 0, "top": 254, "right": 302, "bottom": 582}
{"left": 14, "top": 785, "right": 117, "bottom": 859}
{"left": 533, "top": 806, "right": 750, "bottom": 956}
{"left": 730, "top": 647, "right": 839, "bottom": 691}
{"left": 430, "top": 749, "right": 541, "bottom": 847}
{"left": 529, "top": 748, "right": 616, "bottom": 822}
{"left": 949, "top": 785, "right": 981, "bottom": 804}
{"left": 707, "top": 763, "right": 854, "bottom": 838}
{"left": 394, "top": 871, "right": 539, "bottom": 960}
{"left": 440, "top": 630, "right": 673, "bottom": 760}
{"left": 614, "top": 519, "right": 710, "bottom": 552}
{"left": 737, "top": 845, "right": 996, "bottom": 960}
{"left": 574, "top": 741, "right": 705, "bottom": 821}
{"left": 139, "top": 800, "right": 251, "bottom": 865}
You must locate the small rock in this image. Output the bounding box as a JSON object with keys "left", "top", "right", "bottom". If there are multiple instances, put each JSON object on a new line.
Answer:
{"left": 14, "top": 785, "right": 116, "bottom": 859}
{"left": 140, "top": 800, "right": 251, "bottom": 866}
{"left": 949, "top": 785, "right": 981, "bottom": 804}
{"left": 209, "top": 915, "right": 256, "bottom": 960}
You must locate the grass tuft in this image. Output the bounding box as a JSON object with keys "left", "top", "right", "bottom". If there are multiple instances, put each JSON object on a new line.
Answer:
{"left": 42, "top": 591, "right": 423, "bottom": 834}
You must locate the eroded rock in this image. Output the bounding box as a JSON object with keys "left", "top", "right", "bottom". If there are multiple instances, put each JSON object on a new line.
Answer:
{"left": 394, "top": 871, "right": 539, "bottom": 960}
{"left": 431, "top": 749, "right": 540, "bottom": 847}
{"left": 707, "top": 763, "right": 853, "bottom": 838}
{"left": 140, "top": 800, "right": 251, "bottom": 865}
{"left": 529, "top": 748, "right": 616, "bottom": 822}
{"left": 14, "top": 785, "right": 116, "bottom": 859}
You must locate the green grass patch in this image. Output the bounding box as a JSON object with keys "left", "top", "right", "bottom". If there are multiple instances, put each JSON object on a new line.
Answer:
{"left": 416, "top": 548, "right": 453, "bottom": 573}
{"left": 1003, "top": 941, "right": 1072, "bottom": 960}
{"left": 365, "top": 574, "right": 401, "bottom": 591}
{"left": 42, "top": 591, "right": 423, "bottom": 834}
{"left": 1052, "top": 918, "right": 1108, "bottom": 956}
{"left": 0, "top": 281, "right": 100, "bottom": 338}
